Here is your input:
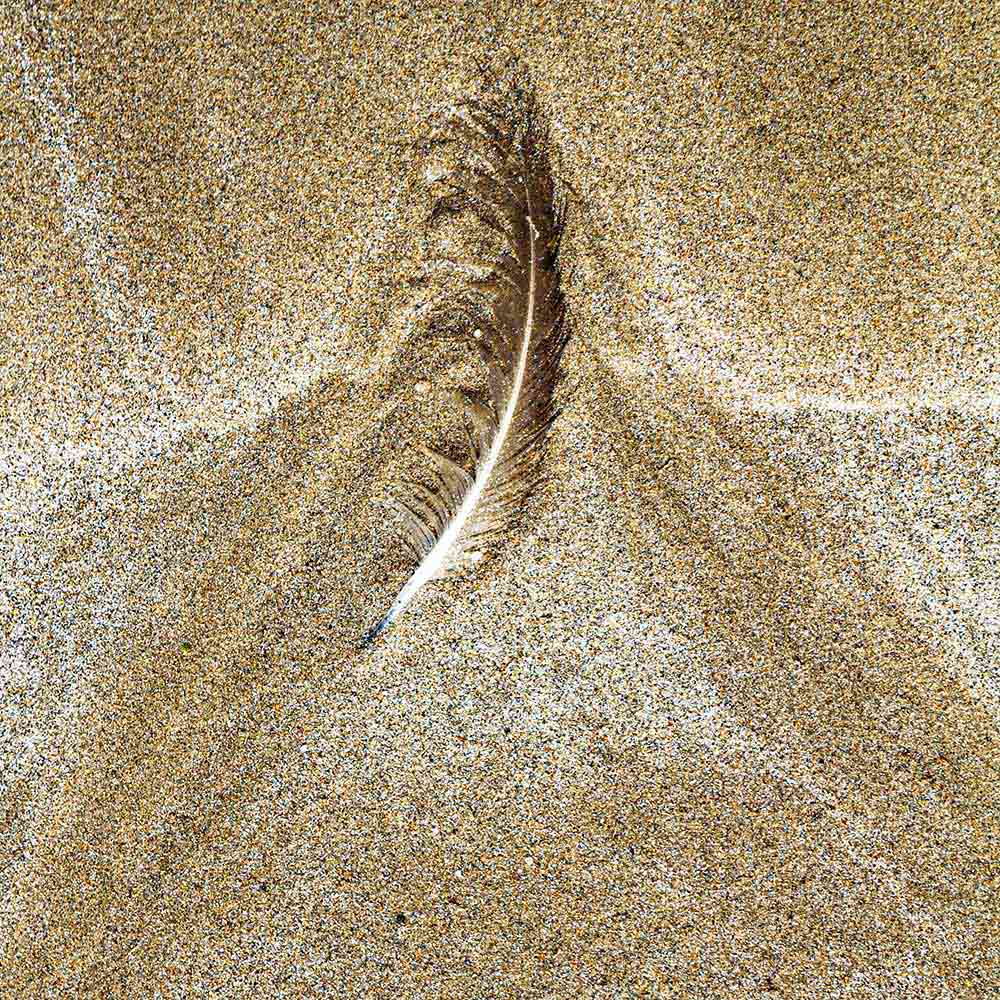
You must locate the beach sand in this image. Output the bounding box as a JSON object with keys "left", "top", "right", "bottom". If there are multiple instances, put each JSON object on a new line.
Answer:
{"left": 2, "top": 1, "right": 998, "bottom": 996}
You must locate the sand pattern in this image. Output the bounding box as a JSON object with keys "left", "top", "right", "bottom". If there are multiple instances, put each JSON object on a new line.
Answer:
{"left": 2, "top": 2, "right": 998, "bottom": 997}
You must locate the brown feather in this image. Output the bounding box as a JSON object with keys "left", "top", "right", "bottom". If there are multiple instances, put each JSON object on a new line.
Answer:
{"left": 362, "top": 73, "right": 570, "bottom": 646}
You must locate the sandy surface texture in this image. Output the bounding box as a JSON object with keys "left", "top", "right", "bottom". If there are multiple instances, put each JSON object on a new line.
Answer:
{"left": 2, "top": 2, "right": 999, "bottom": 997}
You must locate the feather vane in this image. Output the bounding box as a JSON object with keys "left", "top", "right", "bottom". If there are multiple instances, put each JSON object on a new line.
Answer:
{"left": 362, "top": 80, "right": 569, "bottom": 646}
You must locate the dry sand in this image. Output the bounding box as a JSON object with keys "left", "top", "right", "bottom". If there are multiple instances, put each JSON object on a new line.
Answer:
{"left": 2, "top": 1, "right": 999, "bottom": 997}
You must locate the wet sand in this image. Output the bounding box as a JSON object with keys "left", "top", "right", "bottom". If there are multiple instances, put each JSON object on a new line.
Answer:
{"left": 2, "top": 2, "right": 998, "bottom": 996}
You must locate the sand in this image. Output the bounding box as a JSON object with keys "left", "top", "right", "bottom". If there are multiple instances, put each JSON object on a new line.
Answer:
{"left": 2, "top": 1, "right": 998, "bottom": 997}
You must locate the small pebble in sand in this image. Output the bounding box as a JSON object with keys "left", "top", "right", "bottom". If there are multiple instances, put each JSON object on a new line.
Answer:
{"left": 422, "top": 158, "right": 449, "bottom": 185}
{"left": 415, "top": 380, "right": 430, "bottom": 395}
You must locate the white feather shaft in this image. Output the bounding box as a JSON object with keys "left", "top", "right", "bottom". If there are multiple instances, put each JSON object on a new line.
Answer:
{"left": 376, "top": 191, "right": 537, "bottom": 636}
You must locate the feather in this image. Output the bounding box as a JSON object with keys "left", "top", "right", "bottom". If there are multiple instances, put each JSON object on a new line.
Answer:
{"left": 361, "top": 75, "right": 570, "bottom": 647}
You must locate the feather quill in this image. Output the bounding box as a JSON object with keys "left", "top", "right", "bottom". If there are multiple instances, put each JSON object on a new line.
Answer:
{"left": 361, "top": 78, "right": 570, "bottom": 646}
